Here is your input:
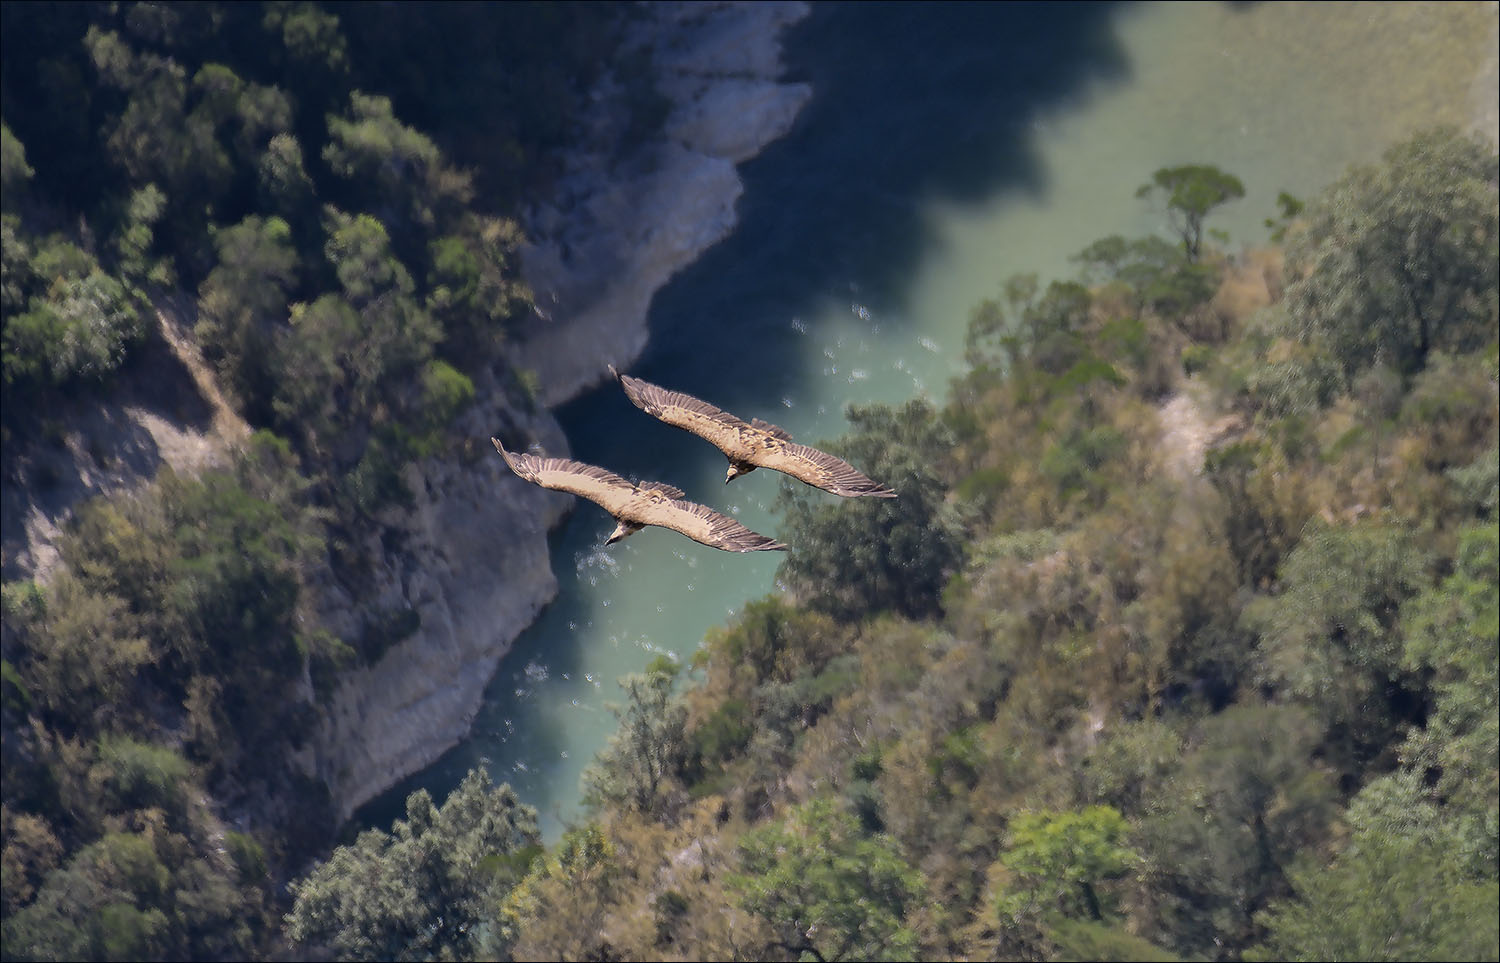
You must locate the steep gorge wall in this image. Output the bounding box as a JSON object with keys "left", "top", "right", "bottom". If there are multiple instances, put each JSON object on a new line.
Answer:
{"left": 311, "top": 1, "right": 812, "bottom": 819}
{"left": 0, "top": 2, "right": 813, "bottom": 824}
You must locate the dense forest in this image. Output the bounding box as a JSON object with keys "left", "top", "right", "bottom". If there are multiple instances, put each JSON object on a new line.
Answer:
{"left": 278, "top": 132, "right": 1498, "bottom": 961}
{"left": 1, "top": 2, "right": 644, "bottom": 958}
{"left": 3, "top": 3, "right": 1498, "bottom": 962}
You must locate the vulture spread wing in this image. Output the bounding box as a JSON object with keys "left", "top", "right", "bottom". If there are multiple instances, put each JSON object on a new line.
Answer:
{"left": 754, "top": 441, "right": 898, "bottom": 498}
{"left": 611, "top": 367, "right": 752, "bottom": 449}
{"left": 493, "top": 441, "right": 639, "bottom": 515}
{"left": 609, "top": 367, "right": 897, "bottom": 498}
{"left": 492, "top": 438, "right": 786, "bottom": 552}
{"left": 642, "top": 496, "right": 788, "bottom": 553}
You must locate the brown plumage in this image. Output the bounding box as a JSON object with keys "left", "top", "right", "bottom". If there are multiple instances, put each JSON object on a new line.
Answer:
{"left": 608, "top": 366, "right": 898, "bottom": 498}
{"left": 492, "top": 438, "right": 786, "bottom": 553}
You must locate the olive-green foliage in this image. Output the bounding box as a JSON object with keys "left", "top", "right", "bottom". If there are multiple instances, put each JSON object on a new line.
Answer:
{"left": 84, "top": 24, "right": 294, "bottom": 273}
{"left": 1397, "top": 349, "right": 1499, "bottom": 471}
{"left": 93, "top": 737, "right": 192, "bottom": 818}
{"left": 271, "top": 209, "right": 448, "bottom": 501}
{"left": 1010, "top": 278, "right": 1095, "bottom": 377}
{"left": 997, "top": 805, "right": 1139, "bottom": 924}
{"left": 3, "top": 815, "right": 264, "bottom": 963}
{"left": 1046, "top": 917, "right": 1183, "bottom": 963}
{"left": 699, "top": 595, "right": 851, "bottom": 692}
{"left": 1284, "top": 127, "right": 1498, "bottom": 379}
{"left": 1135, "top": 704, "right": 1336, "bottom": 958}
{"left": 0, "top": 122, "right": 33, "bottom": 198}
{"left": 285, "top": 770, "right": 541, "bottom": 962}
{"left": 1135, "top": 164, "right": 1246, "bottom": 262}
{"left": 729, "top": 796, "right": 926, "bottom": 962}
{"left": 685, "top": 598, "right": 857, "bottom": 808}
{"left": 1249, "top": 822, "right": 1499, "bottom": 962}
{"left": 1, "top": 4, "right": 653, "bottom": 958}
{"left": 1074, "top": 234, "right": 1219, "bottom": 322}
{"left": 1397, "top": 523, "right": 1499, "bottom": 849}
{"left": 0, "top": 232, "right": 146, "bottom": 397}
{"left": 1243, "top": 520, "right": 1429, "bottom": 770}
{"left": 196, "top": 214, "right": 298, "bottom": 415}
{"left": 777, "top": 400, "right": 962, "bottom": 622}
{"left": 332, "top": 2, "right": 625, "bottom": 208}
{"left": 5, "top": 431, "right": 330, "bottom": 791}
{"left": 1, "top": 575, "right": 151, "bottom": 736}
{"left": 1448, "top": 443, "right": 1499, "bottom": 519}
{"left": 493, "top": 823, "right": 621, "bottom": 960}
{"left": 490, "top": 134, "right": 1496, "bottom": 962}
{"left": 581, "top": 662, "right": 688, "bottom": 818}
{"left": 425, "top": 216, "right": 529, "bottom": 359}
{"left": 322, "top": 91, "right": 471, "bottom": 244}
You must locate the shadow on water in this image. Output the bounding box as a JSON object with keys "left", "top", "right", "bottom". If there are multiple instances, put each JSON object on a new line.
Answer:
{"left": 354, "top": 2, "right": 1130, "bottom": 837}
{"left": 639, "top": 1, "right": 1129, "bottom": 409}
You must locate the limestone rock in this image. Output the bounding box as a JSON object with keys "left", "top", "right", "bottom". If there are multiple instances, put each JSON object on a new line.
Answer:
{"left": 515, "top": 1, "right": 812, "bottom": 407}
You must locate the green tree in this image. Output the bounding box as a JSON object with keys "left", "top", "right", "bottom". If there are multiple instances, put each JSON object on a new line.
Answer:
{"left": 273, "top": 210, "right": 440, "bottom": 465}
{"left": 0, "top": 122, "right": 34, "bottom": 203}
{"left": 51, "top": 432, "right": 327, "bottom": 775}
{"left": 997, "top": 805, "right": 1139, "bottom": 926}
{"left": 195, "top": 214, "right": 298, "bottom": 415}
{"left": 3, "top": 824, "right": 259, "bottom": 962}
{"left": 1397, "top": 522, "right": 1499, "bottom": 860}
{"left": 581, "top": 659, "right": 688, "bottom": 817}
{"left": 1249, "top": 827, "right": 1498, "bottom": 962}
{"left": 1074, "top": 234, "right": 1219, "bottom": 323}
{"left": 1135, "top": 164, "right": 1245, "bottom": 262}
{"left": 1244, "top": 521, "right": 1429, "bottom": 770}
{"left": 322, "top": 91, "right": 472, "bottom": 247}
{"left": 1283, "top": 127, "right": 1498, "bottom": 377}
{"left": 2, "top": 575, "right": 151, "bottom": 736}
{"left": 255, "top": 131, "right": 315, "bottom": 219}
{"left": 730, "top": 796, "right": 926, "bottom": 962}
{"left": 777, "top": 400, "right": 961, "bottom": 622}
{"left": 425, "top": 215, "right": 528, "bottom": 362}
{"left": 285, "top": 770, "right": 540, "bottom": 961}
{"left": 1137, "top": 704, "right": 1336, "bottom": 958}
{"left": 1, "top": 236, "right": 146, "bottom": 395}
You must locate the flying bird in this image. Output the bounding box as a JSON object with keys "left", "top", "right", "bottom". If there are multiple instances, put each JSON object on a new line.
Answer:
{"left": 608, "top": 366, "right": 898, "bottom": 498}
{"left": 492, "top": 437, "right": 787, "bottom": 553}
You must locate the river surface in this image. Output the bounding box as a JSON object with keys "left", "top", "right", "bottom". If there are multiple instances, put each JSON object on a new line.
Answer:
{"left": 361, "top": 1, "right": 1497, "bottom": 840}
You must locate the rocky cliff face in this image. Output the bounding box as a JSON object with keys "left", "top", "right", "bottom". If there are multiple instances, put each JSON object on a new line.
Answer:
{"left": 515, "top": 1, "right": 811, "bottom": 406}
{"left": 300, "top": 380, "right": 572, "bottom": 818}
{"left": 311, "top": 1, "right": 812, "bottom": 819}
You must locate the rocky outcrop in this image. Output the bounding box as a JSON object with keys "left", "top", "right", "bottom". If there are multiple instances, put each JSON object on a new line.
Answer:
{"left": 302, "top": 382, "right": 572, "bottom": 818}
{"left": 0, "top": 297, "right": 249, "bottom": 583}
{"left": 515, "top": 1, "right": 811, "bottom": 406}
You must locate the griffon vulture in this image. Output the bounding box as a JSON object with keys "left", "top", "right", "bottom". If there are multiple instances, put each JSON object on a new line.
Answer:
{"left": 608, "top": 366, "right": 898, "bottom": 497}
{"left": 492, "top": 438, "right": 786, "bottom": 552}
